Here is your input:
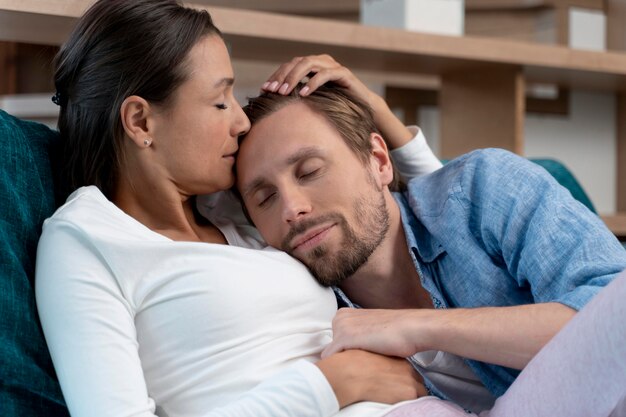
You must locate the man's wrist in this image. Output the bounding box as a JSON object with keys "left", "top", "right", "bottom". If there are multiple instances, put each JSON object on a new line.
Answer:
{"left": 407, "top": 308, "right": 439, "bottom": 353}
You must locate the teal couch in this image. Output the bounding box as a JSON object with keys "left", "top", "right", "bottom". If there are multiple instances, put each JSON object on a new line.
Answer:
{"left": 0, "top": 110, "right": 68, "bottom": 416}
{"left": 0, "top": 108, "right": 620, "bottom": 416}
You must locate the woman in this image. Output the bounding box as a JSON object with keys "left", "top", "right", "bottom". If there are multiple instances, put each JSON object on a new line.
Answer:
{"left": 35, "top": 1, "right": 448, "bottom": 417}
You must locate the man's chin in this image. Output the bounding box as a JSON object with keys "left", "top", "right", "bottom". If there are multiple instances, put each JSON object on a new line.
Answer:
{"left": 307, "top": 255, "right": 355, "bottom": 288}
{"left": 289, "top": 248, "right": 344, "bottom": 287}
{"left": 288, "top": 241, "right": 326, "bottom": 264}
{"left": 310, "top": 265, "right": 349, "bottom": 288}
{"left": 308, "top": 244, "right": 375, "bottom": 288}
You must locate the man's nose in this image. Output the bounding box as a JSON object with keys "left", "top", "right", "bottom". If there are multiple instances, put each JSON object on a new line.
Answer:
{"left": 281, "top": 188, "right": 312, "bottom": 223}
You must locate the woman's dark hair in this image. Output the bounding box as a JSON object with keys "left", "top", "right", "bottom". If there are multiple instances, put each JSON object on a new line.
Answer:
{"left": 53, "top": 0, "right": 222, "bottom": 199}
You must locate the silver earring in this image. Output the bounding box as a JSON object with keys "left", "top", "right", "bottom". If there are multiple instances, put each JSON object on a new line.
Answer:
{"left": 144, "top": 138, "right": 152, "bottom": 147}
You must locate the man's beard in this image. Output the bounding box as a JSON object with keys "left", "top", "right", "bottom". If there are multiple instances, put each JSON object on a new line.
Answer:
{"left": 281, "top": 191, "right": 390, "bottom": 287}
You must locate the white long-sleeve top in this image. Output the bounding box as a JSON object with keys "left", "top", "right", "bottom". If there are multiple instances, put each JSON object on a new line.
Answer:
{"left": 35, "top": 129, "right": 442, "bottom": 417}
{"left": 390, "top": 127, "right": 442, "bottom": 183}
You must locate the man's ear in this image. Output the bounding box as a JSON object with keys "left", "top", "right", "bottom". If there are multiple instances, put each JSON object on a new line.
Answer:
{"left": 120, "top": 95, "right": 154, "bottom": 148}
{"left": 369, "top": 133, "right": 394, "bottom": 187}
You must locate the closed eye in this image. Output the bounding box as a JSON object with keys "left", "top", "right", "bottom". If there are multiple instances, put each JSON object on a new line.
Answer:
{"left": 299, "top": 168, "right": 321, "bottom": 181}
{"left": 216, "top": 103, "right": 229, "bottom": 110}
{"left": 258, "top": 192, "right": 276, "bottom": 207}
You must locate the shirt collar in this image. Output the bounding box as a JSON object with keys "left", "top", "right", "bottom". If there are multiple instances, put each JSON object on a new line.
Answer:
{"left": 333, "top": 286, "right": 360, "bottom": 308}
{"left": 393, "top": 192, "right": 445, "bottom": 263}
{"left": 333, "top": 192, "right": 445, "bottom": 307}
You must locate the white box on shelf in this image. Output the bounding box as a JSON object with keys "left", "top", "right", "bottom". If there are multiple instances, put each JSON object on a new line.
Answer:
{"left": 361, "top": 0, "right": 464, "bottom": 36}
{"left": 569, "top": 7, "right": 606, "bottom": 51}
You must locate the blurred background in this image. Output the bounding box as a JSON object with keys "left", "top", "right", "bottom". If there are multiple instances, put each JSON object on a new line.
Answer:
{"left": 1, "top": 0, "right": 624, "bottom": 239}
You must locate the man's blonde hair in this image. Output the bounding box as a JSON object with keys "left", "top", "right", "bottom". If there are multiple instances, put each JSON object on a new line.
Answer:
{"left": 242, "top": 82, "right": 403, "bottom": 190}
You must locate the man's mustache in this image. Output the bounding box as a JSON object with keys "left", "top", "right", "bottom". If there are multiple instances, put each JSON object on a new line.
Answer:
{"left": 281, "top": 213, "right": 345, "bottom": 252}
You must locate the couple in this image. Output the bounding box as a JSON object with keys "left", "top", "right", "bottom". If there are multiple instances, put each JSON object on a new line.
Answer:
{"left": 35, "top": 0, "right": 626, "bottom": 416}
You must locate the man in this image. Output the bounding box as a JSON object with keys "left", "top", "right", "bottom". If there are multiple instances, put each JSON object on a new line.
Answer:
{"left": 235, "top": 82, "right": 626, "bottom": 414}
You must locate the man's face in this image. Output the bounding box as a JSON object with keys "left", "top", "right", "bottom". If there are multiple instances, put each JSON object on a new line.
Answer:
{"left": 236, "top": 101, "right": 391, "bottom": 286}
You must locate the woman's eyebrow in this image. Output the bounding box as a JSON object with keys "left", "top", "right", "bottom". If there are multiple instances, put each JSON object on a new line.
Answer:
{"left": 214, "top": 77, "right": 235, "bottom": 88}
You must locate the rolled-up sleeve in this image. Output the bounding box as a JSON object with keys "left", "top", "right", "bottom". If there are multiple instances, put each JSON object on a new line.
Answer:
{"left": 460, "top": 149, "right": 626, "bottom": 311}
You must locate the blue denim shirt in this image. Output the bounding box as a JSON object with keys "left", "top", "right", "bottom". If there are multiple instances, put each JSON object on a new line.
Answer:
{"left": 336, "top": 148, "right": 626, "bottom": 400}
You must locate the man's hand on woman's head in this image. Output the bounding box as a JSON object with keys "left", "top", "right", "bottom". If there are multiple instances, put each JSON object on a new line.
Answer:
{"left": 262, "top": 55, "right": 414, "bottom": 150}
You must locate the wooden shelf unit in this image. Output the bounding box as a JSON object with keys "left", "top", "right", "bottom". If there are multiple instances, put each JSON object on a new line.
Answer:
{"left": 2, "top": 1, "right": 626, "bottom": 88}
{"left": 1, "top": 0, "right": 625, "bottom": 234}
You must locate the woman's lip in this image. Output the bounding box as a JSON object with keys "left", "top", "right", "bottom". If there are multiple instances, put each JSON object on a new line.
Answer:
{"left": 223, "top": 148, "right": 238, "bottom": 158}
{"left": 292, "top": 224, "right": 335, "bottom": 252}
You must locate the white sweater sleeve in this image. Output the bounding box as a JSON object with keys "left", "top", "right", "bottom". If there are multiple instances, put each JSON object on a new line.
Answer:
{"left": 35, "top": 220, "right": 339, "bottom": 417}
{"left": 389, "top": 126, "right": 442, "bottom": 182}
{"left": 204, "top": 361, "right": 338, "bottom": 417}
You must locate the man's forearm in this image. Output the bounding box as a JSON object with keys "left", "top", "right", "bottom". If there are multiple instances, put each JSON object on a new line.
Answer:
{"left": 323, "top": 303, "right": 576, "bottom": 370}
{"left": 419, "top": 302, "right": 576, "bottom": 370}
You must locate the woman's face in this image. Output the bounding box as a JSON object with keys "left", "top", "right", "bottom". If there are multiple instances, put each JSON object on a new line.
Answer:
{"left": 151, "top": 35, "right": 250, "bottom": 196}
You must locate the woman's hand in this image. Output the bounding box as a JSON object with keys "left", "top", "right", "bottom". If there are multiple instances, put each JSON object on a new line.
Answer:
{"left": 262, "top": 55, "right": 414, "bottom": 150}
{"left": 315, "top": 349, "right": 427, "bottom": 408}
{"left": 262, "top": 54, "right": 374, "bottom": 103}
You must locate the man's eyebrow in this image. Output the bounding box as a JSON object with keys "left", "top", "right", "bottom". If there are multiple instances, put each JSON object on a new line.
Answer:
{"left": 242, "top": 146, "right": 324, "bottom": 198}
{"left": 214, "top": 77, "right": 235, "bottom": 88}
{"left": 285, "top": 146, "right": 323, "bottom": 166}
{"left": 242, "top": 177, "right": 267, "bottom": 199}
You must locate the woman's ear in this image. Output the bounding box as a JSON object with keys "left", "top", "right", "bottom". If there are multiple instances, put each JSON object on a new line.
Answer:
{"left": 120, "top": 96, "right": 153, "bottom": 148}
{"left": 369, "top": 132, "right": 394, "bottom": 187}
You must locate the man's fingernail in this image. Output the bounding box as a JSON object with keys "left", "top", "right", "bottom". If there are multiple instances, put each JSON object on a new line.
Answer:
{"left": 299, "top": 86, "right": 310, "bottom": 96}
{"left": 262, "top": 81, "right": 270, "bottom": 90}
{"left": 278, "top": 83, "right": 289, "bottom": 94}
{"left": 269, "top": 81, "right": 279, "bottom": 91}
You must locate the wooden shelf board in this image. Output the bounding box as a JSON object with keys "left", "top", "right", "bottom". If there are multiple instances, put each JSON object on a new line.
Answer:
{"left": 209, "top": 6, "right": 626, "bottom": 76}
{"left": 2, "top": 1, "right": 626, "bottom": 91}
{"left": 191, "top": 0, "right": 360, "bottom": 15}
{"left": 466, "top": 0, "right": 604, "bottom": 11}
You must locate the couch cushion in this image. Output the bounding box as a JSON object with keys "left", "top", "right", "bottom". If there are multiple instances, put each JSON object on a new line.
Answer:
{"left": 0, "top": 110, "right": 69, "bottom": 416}
{"left": 530, "top": 158, "right": 597, "bottom": 214}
